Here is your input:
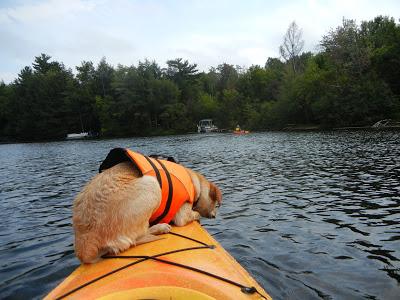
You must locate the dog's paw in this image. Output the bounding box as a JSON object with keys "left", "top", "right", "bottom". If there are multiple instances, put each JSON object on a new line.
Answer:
{"left": 149, "top": 223, "right": 172, "bottom": 235}
{"left": 192, "top": 211, "right": 201, "bottom": 221}
{"left": 158, "top": 223, "right": 172, "bottom": 234}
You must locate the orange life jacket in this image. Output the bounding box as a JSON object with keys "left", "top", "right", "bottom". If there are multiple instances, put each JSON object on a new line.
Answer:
{"left": 99, "top": 148, "right": 195, "bottom": 225}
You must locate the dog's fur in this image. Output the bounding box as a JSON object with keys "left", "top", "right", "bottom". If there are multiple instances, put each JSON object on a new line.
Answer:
{"left": 73, "top": 161, "right": 222, "bottom": 263}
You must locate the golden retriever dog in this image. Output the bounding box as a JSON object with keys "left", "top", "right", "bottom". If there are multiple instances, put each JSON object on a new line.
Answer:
{"left": 73, "top": 149, "right": 222, "bottom": 263}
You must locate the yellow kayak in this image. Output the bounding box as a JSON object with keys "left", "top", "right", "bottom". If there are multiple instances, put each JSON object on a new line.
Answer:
{"left": 46, "top": 222, "right": 271, "bottom": 300}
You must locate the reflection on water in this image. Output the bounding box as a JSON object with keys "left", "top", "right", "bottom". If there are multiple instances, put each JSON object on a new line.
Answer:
{"left": 0, "top": 131, "right": 399, "bottom": 299}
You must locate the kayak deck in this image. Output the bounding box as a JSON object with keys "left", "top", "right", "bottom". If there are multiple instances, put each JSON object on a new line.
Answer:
{"left": 46, "top": 222, "right": 271, "bottom": 299}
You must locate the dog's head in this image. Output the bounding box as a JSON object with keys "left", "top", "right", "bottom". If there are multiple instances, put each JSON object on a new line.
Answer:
{"left": 190, "top": 171, "right": 222, "bottom": 218}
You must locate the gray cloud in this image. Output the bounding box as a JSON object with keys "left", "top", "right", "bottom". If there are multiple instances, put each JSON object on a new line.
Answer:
{"left": 1, "top": 0, "right": 399, "bottom": 82}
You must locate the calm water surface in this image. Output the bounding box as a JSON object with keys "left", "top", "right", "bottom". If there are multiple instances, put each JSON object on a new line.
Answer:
{"left": 0, "top": 132, "right": 399, "bottom": 299}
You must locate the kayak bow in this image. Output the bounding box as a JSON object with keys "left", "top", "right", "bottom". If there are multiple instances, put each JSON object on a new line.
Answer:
{"left": 46, "top": 221, "right": 271, "bottom": 300}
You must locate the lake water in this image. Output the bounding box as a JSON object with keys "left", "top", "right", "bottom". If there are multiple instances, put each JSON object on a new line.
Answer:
{"left": 0, "top": 131, "right": 399, "bottom": 299}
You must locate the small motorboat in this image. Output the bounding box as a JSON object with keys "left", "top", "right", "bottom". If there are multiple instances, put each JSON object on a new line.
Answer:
{"left": 197, "top": 119, "right": 219, "bottom": 133}
{"left": 66, "top": 132, "right": 90, "bottom": 140}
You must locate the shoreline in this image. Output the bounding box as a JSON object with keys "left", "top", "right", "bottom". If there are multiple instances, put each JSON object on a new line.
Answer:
{"left": 1, "top": 126, "right": 400, "bottom": 145}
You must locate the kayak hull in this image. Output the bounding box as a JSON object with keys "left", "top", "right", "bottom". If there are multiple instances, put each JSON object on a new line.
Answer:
{"left": 46, "top": 222, "right": 271, "bottom": 300}
{"left": 233, "top": 130, "right": 250, "bottom": 134}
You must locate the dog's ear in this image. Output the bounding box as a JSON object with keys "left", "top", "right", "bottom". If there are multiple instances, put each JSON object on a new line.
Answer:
{"left": 209, "top": 183, "right": 222, "bottom": 205}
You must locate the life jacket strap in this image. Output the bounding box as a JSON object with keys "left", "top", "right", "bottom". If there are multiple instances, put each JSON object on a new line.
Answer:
{"left": 142, "top": 154, "right": 162, "bottom": 189}
{"left": 150, "top": 159, "right": 174, "bottom": 226}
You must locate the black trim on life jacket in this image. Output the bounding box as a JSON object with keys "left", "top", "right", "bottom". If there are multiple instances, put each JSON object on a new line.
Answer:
{"left": 98, "top": 150, "right": 164, "bottom": 191}
{"left": 142, "top": 154, "right": 162, "bottom": 189}
{"left": 150, "top": 159, "right": 174, "bottom": 226}
{"left": 99, "top": 148, "right": 131, "bottom": 173}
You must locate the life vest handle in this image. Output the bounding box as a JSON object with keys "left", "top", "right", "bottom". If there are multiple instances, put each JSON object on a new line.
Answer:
{"left": 149, "top": 154, "right": 177, "bottom": 163}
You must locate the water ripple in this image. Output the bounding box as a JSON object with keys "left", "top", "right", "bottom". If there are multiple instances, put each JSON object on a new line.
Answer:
{"left": 0, "top": 132, "right": 400, "bottom": 299}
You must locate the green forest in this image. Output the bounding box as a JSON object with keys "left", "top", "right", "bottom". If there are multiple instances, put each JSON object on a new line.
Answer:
{"left": 0, "top": 16, "right": 399, "bottom": 141}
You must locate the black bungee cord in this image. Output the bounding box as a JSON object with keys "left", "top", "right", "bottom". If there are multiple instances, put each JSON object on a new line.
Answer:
{"left": 55, "top": 231, "right": 268, "bottom": 300}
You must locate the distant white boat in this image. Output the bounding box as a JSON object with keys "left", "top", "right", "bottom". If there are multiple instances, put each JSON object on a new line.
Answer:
{"left": 66, "top": 132, "right": 90, "bottom": 140}
{"left": 372, "top": 119, "right": 400, "bottom": 129}
{"left": 197, "top": 119, "right": 218, "bottom": 133}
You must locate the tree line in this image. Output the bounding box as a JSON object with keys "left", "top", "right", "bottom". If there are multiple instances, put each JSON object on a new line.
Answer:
{"left": 0, "top": 16, "right": 399, "bottom": 141}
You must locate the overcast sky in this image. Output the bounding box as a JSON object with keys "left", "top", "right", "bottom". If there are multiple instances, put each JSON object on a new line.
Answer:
{"left": 0, "top": 0, "right": 399, "bottom": 83}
